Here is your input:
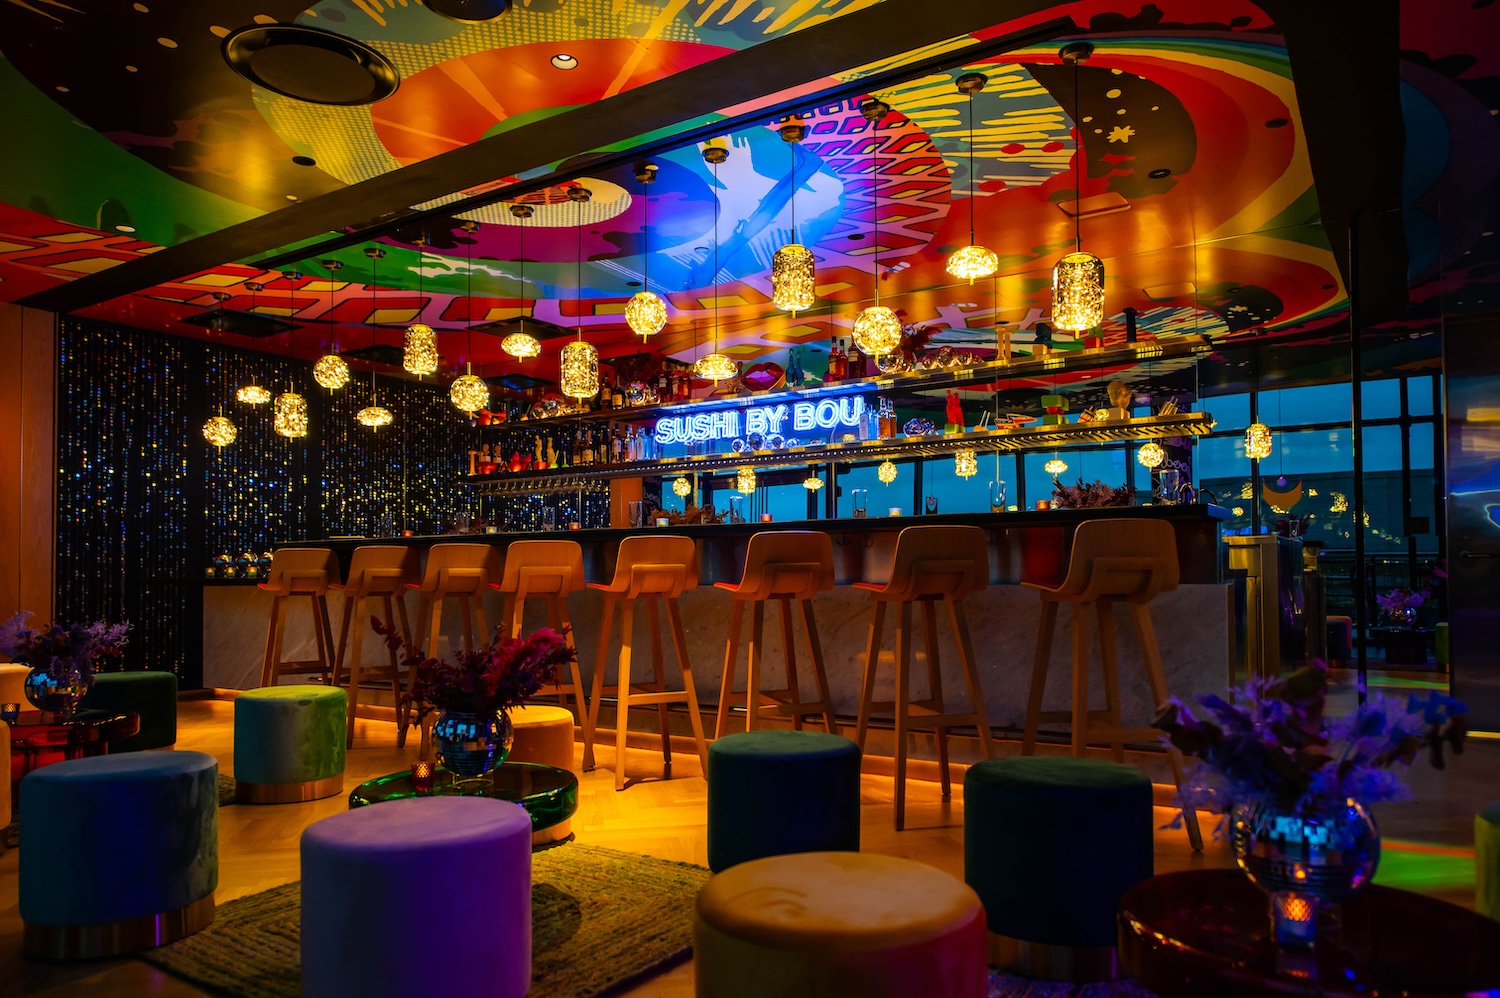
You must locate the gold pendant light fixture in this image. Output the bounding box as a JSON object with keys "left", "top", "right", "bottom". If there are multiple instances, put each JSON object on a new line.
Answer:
{"left": 877, "top": 459, "right": 898, "bottom": 485}
{"left": 231, "top": 288, "right": 273, "bottom": 404}
{"left": 803, "top": 474, "right": 825, "bottom": 491}
{"left": 313, "top": 260, "right": 350, "bottom": 390}
{"left": 273, "top": 391, "right": 308, "bottom": 438}
{"left": 852, "top": 98, "right": 904, "bottom": 359}
{"left": 559, "top": 186, "right": 600, "bottom": 400}
{"left": 1044, "top": 454, "right": 1068, "bottom": 477}
{"left": 946, "top": 72, "right": 999, "bottom": 283}
{"left": 771, "top": 118, "right": 816, "bottom": 314}
{"left": 501, "top": 203, "right": 542, "bottom": 360}
{"left": 693, "top": 143, "right": 738, "bottom": 384}
{"left": 1137, "top": 441, "right": 1165, "bottom": 469}
{"left": 736, "top": 467, "right": 757, "bottom": 495}
{"left": 449, "top": 219, "right": 490, "bottom": 413}
{"left": 672, "top": 476, "right": 692, "bottom": 498}
{"left": 1051, "top": 43, "right": 1105, "bottom": 333}
{"left": 403, "top": 236, "right": 440, "bottom": 377}
{"left": 202, "top": 413, "right": 237, "bottom": 447}
{"left": 1245, "top": 421, "right": 1272, "bottom": 461}
{"left": 955, "top": 449, "right": 978, "bottom": 479}
{"left": 625, "top": 161, "right": 669, "bottom": 341}
{"left": 358, "top": 246, "right": 395, "bottom": 429}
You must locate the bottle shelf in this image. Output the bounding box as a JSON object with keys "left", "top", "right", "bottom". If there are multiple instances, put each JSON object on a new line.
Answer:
{"left": 463, "top": 411, "right": 1214, "bottom": 495}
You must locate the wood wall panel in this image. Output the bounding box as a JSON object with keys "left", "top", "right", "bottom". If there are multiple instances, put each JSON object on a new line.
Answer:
{"left": 0, "top": 301, "right": 55, "bottom": 622}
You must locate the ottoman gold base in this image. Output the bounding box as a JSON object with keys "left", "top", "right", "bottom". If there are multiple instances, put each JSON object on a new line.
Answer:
{"left": 24, "top": 893, "right": 215, "bottom": 961}
{"left": 237, "top": 772, "right": 343, "bottom": 804}
{"left": 989, "top": 931, "right": 1119, "bottom": 983}
{"left": 532, "top": 818, "right": 571, "bottom": 846}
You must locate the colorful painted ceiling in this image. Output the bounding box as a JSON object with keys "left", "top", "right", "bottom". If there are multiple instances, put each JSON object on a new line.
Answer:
{"left": 0, "top": 0, "right": 1480, "bottom": 395}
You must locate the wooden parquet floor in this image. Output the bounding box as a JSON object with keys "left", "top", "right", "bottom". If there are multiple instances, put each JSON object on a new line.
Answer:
{"left": 1, "top": 695, "right": 1494, "bottom": 997}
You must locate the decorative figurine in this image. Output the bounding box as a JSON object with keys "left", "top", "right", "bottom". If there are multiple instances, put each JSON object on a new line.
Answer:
{"left": 944, "top": 390, "right": 964, "bottom": 434}
{"left": 533, "top": 435, "right": 545, "bottom": 470}
{"left": 545, "top": 437, "right": 557, "bottom": 468}
{"left": 1107, "top": 380, "right": 1132, "bottom": 419}
{"left": 1039, "top": 393, "right": 1070, "bottom": 426}
{"left": 508, "top": 450, "right": 525, "bottom": 473}
{"left": 1031, "top": 322, "right": 1054, "bottom": 356}
{"left": 468, "top": 450, "right": 479, "bottom": 477}
{"left": 996, "top": 323, "right": 1012, "bottom": 364}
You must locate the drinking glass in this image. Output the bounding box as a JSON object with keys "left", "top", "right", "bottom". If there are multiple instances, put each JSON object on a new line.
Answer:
{"left": 1158, "top": 469, "right": 1182, "bottom": 505}
{"left": 455, "top": 511, "right": 471, "bottom": 535}
{"left": 542, "top": 507, "right": 557, "bottom": 531}
{"left": 628, "top": 501, "right": 645, "bottom": 527}
{"left": 989, "top": 480, "right": 1007, "bottom": 513}
{"left": 377, "top": 513, "right": 395, "bottom": 538}
{"left": 852, "top": 489, "right": 869, "bottom": 519}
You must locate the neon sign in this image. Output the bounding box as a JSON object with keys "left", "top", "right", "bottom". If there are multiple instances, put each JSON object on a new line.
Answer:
{"left": 653, "top": 396, "right": 867, "bottom": 446}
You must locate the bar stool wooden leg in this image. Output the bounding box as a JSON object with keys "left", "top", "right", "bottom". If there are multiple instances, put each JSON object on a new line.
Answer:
{"left": 384, "top": 593, "right": 410, "bottom": 749}
{"left": 422, "top": 596, "right": 441, "bottom": 659}
{"left": 1095, "top": 599, "right": 1125, "bottom": 763}
{"left": 584, "top": 594, "right": 615, "bottom": 773}
{"left": 614, "top": 599, "right": 636, "bottom": 792}
{"left": 894, "top": 600, "right": 913, "bottom": 832}
{"left": 1022, "top": 600, "right": 1058, "bottom": 755}
{"left": 855, "top": 601, "right": 886, "bottom": 750}
{"left": 948, "top": 600, "right": 996, "bottom": 760}
{"left": 1070, "top": 602, "right": 1093, "bottom": 760}
{"left": 502, "top": 593, "right": 519, "bottom": 639}
{"left": 396, "top": 591, "right": 413, "bottom": 647}
{"left": 667, "top": 596, "right": 710, "bottom": 776}
{"left": 472, "top": 596, "right": 489, "bottom": 648}
{"left": 715, "top": 600, "right": 745, "bottom": 739}
{"left": 548, "top": 598, "right": 591, "bottom": 767}
{"left": 331, "top": 595, "right": 355, "bottom": 689}
{"left": 745, "top": 600, "right": 766, "bottom": 734}
{"left": 778, "top": 598, "right": 803, "bottom": 731}
{"left": 260, "top": 594, "right": 281, "bottom": 688}
{"left": 317, "top": 594, "right": 336, "bottom": 682}
{"left": 799, "top": 599, "right": 839, "bottom": 735}
{"left": 458, "top": 597, "right": 474, "bottom": 655}
{"left": 920, "top": 599, "right": 950, "bottom": 798}
{"left": 646, "top": 597, "right": 671, "bottom": 767}
{"left": 1130, "top": 601, "right": 1204, "bottom": 852}
{"left": 344, "top": 595, "right": 367, "bottom": 748}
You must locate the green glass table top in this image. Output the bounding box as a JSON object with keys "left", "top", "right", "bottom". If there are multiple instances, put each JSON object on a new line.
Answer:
{"left": 348, "top": 761, "right": 578, "bottom": 832}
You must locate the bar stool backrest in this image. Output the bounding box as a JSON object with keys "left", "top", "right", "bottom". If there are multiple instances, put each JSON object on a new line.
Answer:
{"left": 344, "top": 546, "right": 421, "bottom": 598}
{"left": 880, "top": 526, "right": 989, "bottom": 601}
{"left": 415, "top": 543, "right": 499, "bottom": 596}
{"left": 496, "top": 540, "right": 586, "bottom": 597}
{"left": 264, "top": 548, "right": 341, "bottom": 595}
{"left": 733, "top": 531, "right": 834, "bottom": 601}
{"left": 604, "top": 535, "right": 697, "bottom": 599}
{"left": 1052, "top": 518, "right": 1179, "bottom": 602}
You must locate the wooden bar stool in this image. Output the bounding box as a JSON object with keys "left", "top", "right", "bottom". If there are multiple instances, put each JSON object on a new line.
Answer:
{"left": 495, "top": 539, "right": 593, "bottom": 769}
{"left": 714, "top": 530, "right": 839, "bottom": 738}
{"left": 1020, "top": 517, "right": 1204, "bottom": 852}
{"left": 329, "top": 545, "right": 419, "bottom": 748}
{"left": 259, "top": 548, "right": 340, "bottom": 688}
{"left": 854, "top": 525, "right": 997, "bottom": 831}
{"left": 584, "top": 535, "right": 710, "bottom": 791}
{"left": 410, "top": 543, "right": 499, "bottom": 657}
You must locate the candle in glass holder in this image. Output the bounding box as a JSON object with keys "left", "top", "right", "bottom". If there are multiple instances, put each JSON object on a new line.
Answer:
{"left": 401, "top": 529, "right": 414, "bottom": 538}
{"left": 1035, "top": 500, "right": 1051, "bottom": 510}
{"left": 1, "top": 702, "right": 19, "bottom": 724}
{"left": 655, "top": 517, "right": 669, "bottom": 527}
{"left": 568, "top": 522, "right": 581, "bottom": 531}
{"left": 760, "top": 513, "right": 773, "bottom": 523}
{"left": 888, "top": 507, "right": 902, "bottom": 517}
{"left": 410, "top": 760, "right": 435, "bottom": 793}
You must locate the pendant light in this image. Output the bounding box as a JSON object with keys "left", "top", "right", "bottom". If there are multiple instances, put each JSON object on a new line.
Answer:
{"left": 672, "top": 476, "right": 692, "bottom": 498}
{"left": 313, "top": 260, "right": 350, "bottom": 390}
{"left": 955, "top": 449, "right": 978, "bottom": 478}
{"left": 625, "top": 161, "right": 668, "bottom": 341}
{"left": 449, "top": 219, "right": 490, "bottom": 413}
{"left": 1245, "top": 339, "right": 1272, "bottom": 460}
{"left": 502, "top": 203, "right": 542, "bottom": 359}
{"left": 736, "top": 467, "right": 757, "bottom": 494}
{"left": 1051, "top": 43, "right": 1105, "bottom": 333}
{"left": 559, "top": 186, "right": 600, "bottom": 400}
{"left": 203, "top": 355, "right": 237, "bottom": 446}
{"left": 852, "top": 99, "right": 903, "bottom": 359}
{"left": 877, "top": 459, "right": 897, "bottom": 485}
{"left": 250, "top": 279, "right": 306, "bottom": 439}
{"left": 1045, "top": 454, "right": 1068, "bottom": 476}
{"left": 358, "top": 246, "right": 394, "bottom": 429}
{"left": 803, "top": 474, "right": 825, "bottom": 491}
{"left": 946, "top": 72, "right": 999, "bottom": 283}
{"left": 233, "top": 287, "right": 272, "bottom": 404}
{"left": 403, "top": 236, "right": 439, "bottom": 377}
{"left": 693, "top": 143, "right": 738, "bottom": 384}
{"left": 771, "top": 117, "right": 816, "bottom": 313}
{"left": 1137, "top": 441, "right": 1165, "bottom": 468}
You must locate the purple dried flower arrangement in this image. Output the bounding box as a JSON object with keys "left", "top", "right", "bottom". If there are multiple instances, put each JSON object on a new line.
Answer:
{"left": 0, "top": 612, "right": 131, "bottom": 683}
{"left": 1376, "top": 586, "right": 1428, "bottom": 615}
{"left": 1153, "top": 662, "right": 1466, "bottom": 824}
{"left": 375, "top": 617, "right": 575, "bottom": 721}
{"left": 1051, "top": 477, "right": 1131, "bottom": 509}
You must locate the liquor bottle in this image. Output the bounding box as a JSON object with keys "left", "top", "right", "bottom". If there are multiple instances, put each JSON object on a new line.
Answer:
{"left": 834, "top": 339, "right": 847, "bottom": 380}
{"left": 612, "top": 378, "right": 625, "bottom": 409}
{"left": 656, "top": 368, "right": 669, "bottom": 400}
{"left": 786, "top": 348, "right": 802, "bottom": 387}
{"left": 847, "top": 339, "right": 864, "bottom": 378}
{"left": 581, "top": 429, "right": 594, "bottom": 466}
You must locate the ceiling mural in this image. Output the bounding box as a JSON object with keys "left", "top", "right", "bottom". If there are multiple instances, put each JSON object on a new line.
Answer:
{"left": 1, "top": 0, "right": 1473, "bottom": 400}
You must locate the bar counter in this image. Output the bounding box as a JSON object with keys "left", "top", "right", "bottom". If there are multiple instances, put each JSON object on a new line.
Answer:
{"left": 204, "top": 505, "right": 1233, "bottom": 753}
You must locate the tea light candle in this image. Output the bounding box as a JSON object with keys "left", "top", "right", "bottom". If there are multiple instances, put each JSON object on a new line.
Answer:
{"left": 401, "top": 529, "right": 414, "bottom": 538}
{"left": 410, "top": 760, "right": 435, "bottom": 793}
{"left": 1, "top": 702, "right": 19, "bottom": 724}
{"left": 1035, "top": 500, "right": 1051, "bottom": 510}
{"left": 760, "top": 513, "right": 773, "bottom": 523}
{"left": 888, "top": 507, "right": 902, "bottom": 517}
{"left": 486, "top": 526, "right": 498, "bottom": 534}
{"left": 568, "top": 522, "right": 581, "bottom": 531}
{"left": 655, "top": 517, "right": 669, "bottom": 527}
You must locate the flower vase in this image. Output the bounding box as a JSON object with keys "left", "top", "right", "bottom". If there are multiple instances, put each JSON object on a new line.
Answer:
{"left": 1394, "top": 606, "right": 1417, "bottom": 628}
{"left": 431, "top": 709, "right": 513, "bottom": 784}
{"left": 24, "top": 666, "right": 90, "bottom": 720}
{"left": 1230, "top": 800, "right": 1380, "bottom": 947}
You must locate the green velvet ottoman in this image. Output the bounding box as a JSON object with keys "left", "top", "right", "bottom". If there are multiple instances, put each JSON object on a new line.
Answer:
{"left": 1478, "top": 803, "right": 1500, "bottom": 920}
{"left": 707, "top": 729, "right": 860, "bottom": 872}
{"left": 20, "top": 750, "right": 218, "bottom": 959}
{"left": 964, "top": 756, "right": 1153, "bottom": 981}
{"left": 234, "top": 685, "right": 346, "bottom": 803}
{"left": 80, "top": 670, "right": 178, "bottom": 751}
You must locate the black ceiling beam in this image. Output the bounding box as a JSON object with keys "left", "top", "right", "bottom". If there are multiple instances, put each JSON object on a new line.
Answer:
{"left": 22, "top": 0, "right": 1069, "bottom": 314}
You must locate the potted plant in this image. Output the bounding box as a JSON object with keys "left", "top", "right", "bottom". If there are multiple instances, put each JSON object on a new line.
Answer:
{"left": 375, "top": 618, "right": 575, "bottom": 782}
{"left": 0, "top": 613, "right": 131, "bottom": 720}
{"left": 1154, "top": 662, "right": 1465, "bottom": 946}
{"left": 1376, "top": 586, "right": 1429, "bottom": 629}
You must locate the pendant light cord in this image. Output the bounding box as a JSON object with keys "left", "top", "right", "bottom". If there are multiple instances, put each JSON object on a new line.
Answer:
{"left": 789, "top": 138, "right": 798, "bottom": 243}
{"left": 871, "top": 114, "right": 881, "bottom": 305}
{"left": 464, "top": 223, "right": 474, "bottom": 373}
{"left": 712, "top": 158, "right": 721, "bottom": 351}
{"left": 642, "top": 178, "right": 651, "bottom": 291}
{"left": 1073, "top": 56, "right": 1083, "bottom": 254}
{"left": 576, "top": 194, "right": 583, "bottom": 341}
{"left": 967, "top": 90, "right": 978, "bottom": 245}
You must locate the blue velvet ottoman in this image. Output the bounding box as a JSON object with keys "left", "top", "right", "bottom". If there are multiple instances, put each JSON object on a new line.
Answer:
{"left": 707, "top": 729, "right": 861, "bottom": 873}
{"left": 964, "top": 756, "right": 1153, "bottom": 981}
{"left": 80, "top": 670, "right": 178, "bottom": 751}
{"left": 234, "top": 685, "right": 346, "bottom": 803}
{"left": 20, "top": 750, "right": 218, "bottom": 959}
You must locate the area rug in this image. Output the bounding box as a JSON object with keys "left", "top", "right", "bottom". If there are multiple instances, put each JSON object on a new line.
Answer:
{"left": 988, "top": 971, "right": 1159, "bottom": 997}
{"left": 139, "top": 843, "right": 711, "bottom": 997}
{"left": 217, "top": 772, "right": 238, "bottom": 806}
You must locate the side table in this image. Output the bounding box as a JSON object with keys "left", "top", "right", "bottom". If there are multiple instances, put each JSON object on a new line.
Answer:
{"left": 349, "top": 761, "right": 578, "bottom": 845}
{"left": 1119, "top": 869, "right": 1500, "bottom": 997}
{"left": 8, "top": 709, "right": 141, "bottom": 787}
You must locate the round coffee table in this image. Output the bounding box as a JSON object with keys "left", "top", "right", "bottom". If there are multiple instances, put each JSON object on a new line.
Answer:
{"left": 348, "top": 761, "right": 578, "bottom": 844}
{"left": 1119, "top": 869, "right": 1500, "bottom": 997}
{"left": 8, "top": 709, "right": 141, "bottom": 786}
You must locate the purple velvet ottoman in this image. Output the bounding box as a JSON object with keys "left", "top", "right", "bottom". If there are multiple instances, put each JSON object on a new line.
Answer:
{"left": 300, "top": 796, "right": 533, "bottom": 998}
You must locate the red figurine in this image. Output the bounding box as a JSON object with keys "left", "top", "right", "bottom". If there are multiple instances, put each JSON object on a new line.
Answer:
{"left": 944, "top": 390, "right": 964, "bottom": 432}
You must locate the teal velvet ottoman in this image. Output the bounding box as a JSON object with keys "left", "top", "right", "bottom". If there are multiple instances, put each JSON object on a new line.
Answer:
{"left": 707, "top": 729, "right": 860, "bottom": 872}
{"left": 1478, "top": 802, "right": 1500, "bottom": 920}
{"left": 234, "top": 685, "right": 346, "bottom": 803}
{"left": 80, "top": 670, "right": 178, "bottom": 751}
{"left": 20, "top": 750, "right": 218, "bottom": 959}
{"left": 964, "top": 757, "right": 1153, "bottom": 981}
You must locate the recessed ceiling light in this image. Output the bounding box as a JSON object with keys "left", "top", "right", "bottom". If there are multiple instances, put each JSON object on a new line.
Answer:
{"left": 551, "top": 54, "right": 578, "bottom": 70}
{"left": 115, "top": 224, "right": 136, "bottom": 233}
{"left": 292, "top": 155, "right": 317, "bottom": 166}
{"left": 286, "top": 194, "right": 299, "bottom": 201}
{"left": 1148, "top": 168, "right": 1171, "bottom": 179}
{"left": 1265, "top": 118, "right": 1289, "bottom": 128}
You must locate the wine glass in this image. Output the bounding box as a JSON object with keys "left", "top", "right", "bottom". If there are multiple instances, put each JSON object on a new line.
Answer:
{"left": 989, "top": 480, "right": 1007, "bottom": 513}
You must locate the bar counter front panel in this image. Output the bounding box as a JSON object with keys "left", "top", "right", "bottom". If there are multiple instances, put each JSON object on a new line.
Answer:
{"left": 204, "top": 506, "right": 1232, "bottom": 745}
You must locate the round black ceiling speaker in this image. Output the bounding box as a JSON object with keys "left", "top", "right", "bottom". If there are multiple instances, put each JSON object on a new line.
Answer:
{"left": 222, "top": 24, "right": 400, "bottom": 106}
{"left": 424, "top": 0, "right": 511, "bottom": 23}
